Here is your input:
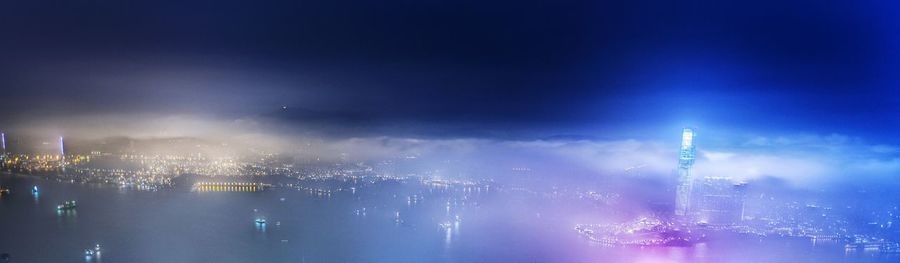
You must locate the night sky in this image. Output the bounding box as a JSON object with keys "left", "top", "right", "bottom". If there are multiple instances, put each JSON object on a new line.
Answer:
{"left": 4, "top": 3, "right": 900, "bottom": 262}
{"left": 1, "top": 0, "right": 899, "bottom": 142}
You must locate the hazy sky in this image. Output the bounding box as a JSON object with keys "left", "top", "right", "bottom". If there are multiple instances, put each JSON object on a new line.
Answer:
{"left": 1, "top": 0, "right": 899, "bottom": 186}
{"left": 2, "top": 0, "right": 898, "bottom": 141}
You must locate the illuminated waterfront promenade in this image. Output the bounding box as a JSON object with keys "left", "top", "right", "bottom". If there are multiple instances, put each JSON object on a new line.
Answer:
{"left": 193, "top": 182, "right": 271, "bottom": 192}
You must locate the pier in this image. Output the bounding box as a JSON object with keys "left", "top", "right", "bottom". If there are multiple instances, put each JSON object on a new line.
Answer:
{"left": 193, "top": 182, "right": 271, "bottom": 192}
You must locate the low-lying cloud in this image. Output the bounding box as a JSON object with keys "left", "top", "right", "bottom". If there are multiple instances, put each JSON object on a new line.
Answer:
{"left": 5, "top": 113, "right": 899, "bottom": 188}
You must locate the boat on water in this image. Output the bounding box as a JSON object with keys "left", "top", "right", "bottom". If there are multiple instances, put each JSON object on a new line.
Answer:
{"left": 0, "top": 187, "right": 10, "bottom": 196}
{"left": 57, "top": 200, "right": 77, "bottom": 210}
{"left": 84, "top": 244, "right": 101, "bottom": 256}
{"left": 255, "top": 218, "right": 267, "bottom": 225}
{"left": 32, "top": 186, "right": 39, "bottom": 194}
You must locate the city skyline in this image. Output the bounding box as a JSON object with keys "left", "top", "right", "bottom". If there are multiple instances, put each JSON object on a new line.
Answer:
{"left": 2, "top": 0, "right": 900, "bottom": 262}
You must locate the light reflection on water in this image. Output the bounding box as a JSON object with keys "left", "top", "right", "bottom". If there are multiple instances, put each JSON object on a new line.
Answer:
{"left": 0, "top": 175, "right": 896, "bottom": 262}
{"left": 444, "top": 226, "right": 453, "bottom": 248}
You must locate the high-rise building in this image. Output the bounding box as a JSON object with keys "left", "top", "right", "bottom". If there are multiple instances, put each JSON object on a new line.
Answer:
{"left": 59, "top": 136, "right": 66, "bottom": 168}
{"left": 675, "top": 128, "right": 696, "bottom": 216}
{"left": 695, "top": 177, "right": 747, "bottom": 225}
{"left": 59, "top": 136, "right": 65, "bottom": 156}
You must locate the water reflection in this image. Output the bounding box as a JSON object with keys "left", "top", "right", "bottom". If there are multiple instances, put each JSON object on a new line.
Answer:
{"left": 57, "top": 209, "right": 78, "bottom": 218}
{"left": 1, "top": 175, "right": 898, "bottom": 262}
{"left": 444, "top": 225, "right": 452, "bottom": 248}
{"left": 256, "top": 222, "right": 267, "bottom": 232}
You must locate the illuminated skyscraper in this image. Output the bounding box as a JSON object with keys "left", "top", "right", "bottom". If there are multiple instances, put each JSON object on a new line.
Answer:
{"left": 0, "top": 132, "right": 6, "bottom": 166}
{"left": 675, "top": 128, "right": 696, "bottom": 216}
{"left": 59, "top": 136, "right": 65, "bottom": 156}
{"left": 59, "top": 136, "right": 66, "bottom": 168}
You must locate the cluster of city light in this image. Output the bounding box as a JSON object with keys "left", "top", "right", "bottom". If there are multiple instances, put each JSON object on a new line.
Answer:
{"left": 574, "top": 217, "right": 685, "bottom": 247}
{"left": 2, "top": 154, "right": 90, "bottom": 172}
{"left": 572, "top": 129, "right": 900, "bottom": 254}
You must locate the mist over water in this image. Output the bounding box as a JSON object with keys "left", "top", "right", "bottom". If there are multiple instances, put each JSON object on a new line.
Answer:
{"left": 1, "top": 117, "right": 899, "bottom": 262}
{"left": 3, "top": 173, "right": 893, "bottom": 263}
{"left": 3, "top": 0, "right": 900, "bottom": 262}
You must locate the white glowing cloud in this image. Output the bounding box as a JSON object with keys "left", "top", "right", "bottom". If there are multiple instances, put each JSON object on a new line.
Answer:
{"left": 8, "top": 112, "right": 900, "bottom": 188}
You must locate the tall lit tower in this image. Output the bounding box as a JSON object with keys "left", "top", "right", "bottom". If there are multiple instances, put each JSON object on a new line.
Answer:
{"left": 59, "top": 136, "right": 65, "bottom": 155}
{"left": 0, "top": 132, "right": 5, "bottom": 167}
{"left": 675, "top": 128, "right": 696, "bottom": 216}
